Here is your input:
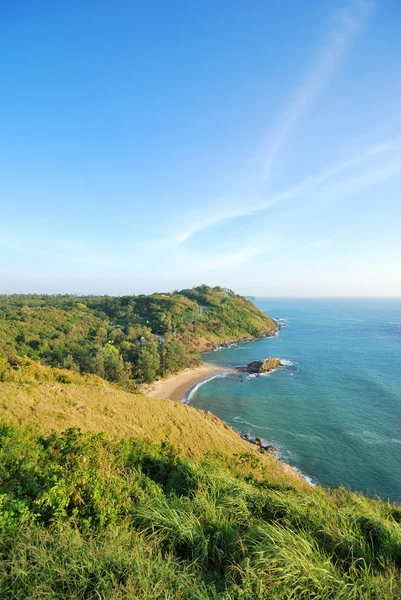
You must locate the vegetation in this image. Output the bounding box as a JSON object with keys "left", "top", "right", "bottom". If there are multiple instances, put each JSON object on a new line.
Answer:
{"left": 0, "top": 286, "right": 277, "bottom": 386}
{"left": 0, "top": 359, "right": 288, "bottom": 468}
{"left": 1, "top": 423, "right": 401, "bottom": 599}
{"left": 2, "top": 286, "right": 399, "bottom": 598}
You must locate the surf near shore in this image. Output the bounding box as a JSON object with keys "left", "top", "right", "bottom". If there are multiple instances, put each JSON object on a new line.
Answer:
{"left": 142, "top": 363, "right": 233, "bottom": 403}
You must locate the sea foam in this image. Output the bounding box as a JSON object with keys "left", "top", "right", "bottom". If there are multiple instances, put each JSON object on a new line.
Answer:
{"left": 185, "top": 374, "right": 229, "bottom": 404}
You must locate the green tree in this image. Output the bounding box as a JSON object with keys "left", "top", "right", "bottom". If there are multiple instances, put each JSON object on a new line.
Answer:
{"left": 63, "top": 354, "right": 80, "bottom": 372}
{"left": 101, "top": 345, "right": 126, "bottom": 384}
{"left": 162, "top": 340, "right": 189, "bottom": 375}
{"left": 137, "top": 342, "right": 160, "bottom": 383}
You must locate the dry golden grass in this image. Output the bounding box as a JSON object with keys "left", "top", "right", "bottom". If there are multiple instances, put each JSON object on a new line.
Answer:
{"left": 0, "top": 361, "right": 305, "bottom": 487}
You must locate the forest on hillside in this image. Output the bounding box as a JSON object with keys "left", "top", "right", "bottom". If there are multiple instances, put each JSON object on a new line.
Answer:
{"left": 0, "top": 285, "right": 277, "bottom": 386}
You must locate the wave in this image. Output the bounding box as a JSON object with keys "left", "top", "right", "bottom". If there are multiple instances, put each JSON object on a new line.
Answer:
{"left": 259, "top": 369, "right": 278, "bottom": 377}
{"left": 213, "top": 343, "right": 238, "bottom": 351}
{"left": 272, "top": 316, "right": 289, "bottom": 323}
{"left": 233, "top": 418, "right": 316, "bottom": 486}
{"left": 184, "top": 374, "right": 229, "bottom": 404}
{"left": 280, "top": 359, "right": 295, "bottom": 366}
{"left": 346, "top": 430, "right": 401, "bottom": 446}
{"left": 290, "top": 466, "right": 316, "bottom": 486}
{"left": 233, "top": 416, "right": 273, "bottom": 432}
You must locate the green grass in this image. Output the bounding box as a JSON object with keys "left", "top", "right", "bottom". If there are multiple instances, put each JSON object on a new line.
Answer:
{"left": 0, "top": 361, "right": 298, "bottom": 486}
{"left": 1, "top": 424, "right": 400, "bottom": 599}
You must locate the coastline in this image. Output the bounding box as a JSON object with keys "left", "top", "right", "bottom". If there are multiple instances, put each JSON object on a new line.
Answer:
{"left": 142, "top": 363, "right": 233, "bottom": 403}
{"left": 197, "top": 324, "right": 281, "bottom": 352}
{"left": 142, "top": 361, "right": 309, "bottom": 485}
{"left": 139, "top": 325, "right": 312, "bottom": 481}
{"left": 142, "top": 325, "right": 281, "bottom": 403}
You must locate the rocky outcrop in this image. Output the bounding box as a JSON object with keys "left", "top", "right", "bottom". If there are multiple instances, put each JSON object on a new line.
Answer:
{"left": 240, "top": 433, "right": 277, "bottom": 453}
{"left": 237, "top": 356, "right": 282, "bottom": 374}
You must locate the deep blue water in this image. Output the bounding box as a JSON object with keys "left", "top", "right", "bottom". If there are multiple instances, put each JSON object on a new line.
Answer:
{"left": 189, "top": 299, "right": 401, "bottom": 502}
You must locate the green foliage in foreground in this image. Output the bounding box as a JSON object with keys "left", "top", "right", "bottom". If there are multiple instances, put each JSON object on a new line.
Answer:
{"left": 1, "top": 425, "right": 400, "bottom": 599}
{"left": 0, "top": 285, "right": 276, "bottom": 386}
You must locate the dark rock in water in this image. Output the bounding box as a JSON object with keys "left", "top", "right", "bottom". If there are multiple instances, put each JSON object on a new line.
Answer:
{"left": 258, "top": 444, "right": 277, "bottom": 454}
{"left": 264, "top": 445, "right": 277, "bottom": 452}
{"left": 240, "top": 432, "right": 277, "bottom": 453}
{"left": 237, "top": 356, "right": 281, "bottom": 374}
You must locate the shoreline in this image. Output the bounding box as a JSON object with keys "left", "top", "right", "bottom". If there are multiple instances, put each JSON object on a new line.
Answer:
{"left": 142, "top": 326, "right": 281, "bottom": 403}
{"left": 142, "top": 364, "right": 311, "bottom": 485}
{"left": 198, "top": 324, "right": 281, "bottom": 353}
{"left": 142, "top": 363, "right": 234, "bottom": 403}
{"left": 140, "top": 325, "right": 313, "bottom": 483}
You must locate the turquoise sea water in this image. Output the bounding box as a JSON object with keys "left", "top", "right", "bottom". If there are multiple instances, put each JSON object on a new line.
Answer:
{"left": 189, "top": 299, "right": 401, "bottom": 502}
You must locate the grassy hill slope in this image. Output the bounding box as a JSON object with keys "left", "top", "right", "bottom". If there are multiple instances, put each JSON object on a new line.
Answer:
{"left": 0, "top": 360, "right": 298, "bottom": 485}
{"left": 1, "top": 362, "right": 401, "bottom": 598}
{"left": 1, "top": 423, "right": 400, "bottom": 598}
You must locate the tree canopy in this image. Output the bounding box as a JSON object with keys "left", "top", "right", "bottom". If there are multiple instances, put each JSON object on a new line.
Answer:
{"left": 0, "top": 286, "right": 277, "bottom": 385}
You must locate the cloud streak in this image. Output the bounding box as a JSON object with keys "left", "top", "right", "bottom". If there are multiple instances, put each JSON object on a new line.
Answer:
{"left": 171, "top": 133, "right": 401, "bottom": 246}
{"left": 162, "top": 0, "right": 374, "bottom": 247}
{"left": 260, "top": 0, "right": 372, "bottom": 184}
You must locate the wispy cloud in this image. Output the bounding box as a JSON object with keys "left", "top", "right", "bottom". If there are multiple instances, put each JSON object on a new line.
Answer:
{"left": 259, "top": 0, "right": 372, "bottom": 184}
{"left": 159, "top": 0, "right": 373, "bottom": 248}
{"left": 170, "top": 133, "right": 401, "bottom": 247}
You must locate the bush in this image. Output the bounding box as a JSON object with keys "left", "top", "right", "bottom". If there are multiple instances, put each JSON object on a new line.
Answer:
{"left": 0, "top": 424, "right": 400, "bottom": 599}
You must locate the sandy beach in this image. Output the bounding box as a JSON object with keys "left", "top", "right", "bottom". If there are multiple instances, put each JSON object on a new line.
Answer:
{"left": 142, "top": 363, "right": 233, "bottom": 403}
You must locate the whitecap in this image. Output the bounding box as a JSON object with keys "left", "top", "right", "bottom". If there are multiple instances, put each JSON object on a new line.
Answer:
{"left": 280, "top": 359, "right": 294, "bottom": 366}
{"left": 259, "top": 369, "right": 278, "bottom": 377}
{"left": 233, "top": 417, "right": 272, "bottom": 431}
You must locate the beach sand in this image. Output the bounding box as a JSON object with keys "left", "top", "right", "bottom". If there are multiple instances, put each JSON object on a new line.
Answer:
{"left": 142, "top": 363, "right": 232, "bottom": 403}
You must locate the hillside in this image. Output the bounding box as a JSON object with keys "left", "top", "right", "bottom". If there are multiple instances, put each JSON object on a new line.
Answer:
{"left": 0, "top": 285, "right": 277, "bottom": 386}
{"left": 1, "top": 297, "right": 401, "bottom": 598}
{"left": 0, "top": 359, "right": 296, "bottom": 482}
{"left": 1, "top": 363, "right": 401, "bottom": 597}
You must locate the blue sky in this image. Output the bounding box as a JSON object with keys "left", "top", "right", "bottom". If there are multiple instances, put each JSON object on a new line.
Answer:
{"left": 1, "top": 0, "right": 400, "bottom": 296}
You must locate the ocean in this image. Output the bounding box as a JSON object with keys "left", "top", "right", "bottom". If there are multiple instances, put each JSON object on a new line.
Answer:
{"left": 188, "top": 298, "right": 401, "bottom": 502}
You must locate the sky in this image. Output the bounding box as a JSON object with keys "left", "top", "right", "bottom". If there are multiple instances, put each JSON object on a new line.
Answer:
{"left": 1, "top": 0, "right": 400, "bottom": 296}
